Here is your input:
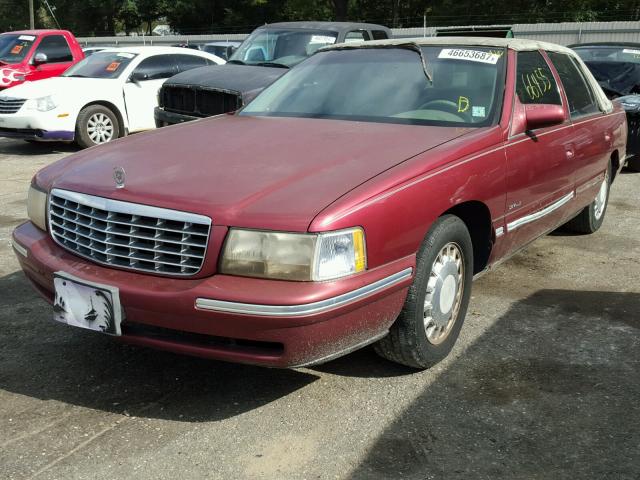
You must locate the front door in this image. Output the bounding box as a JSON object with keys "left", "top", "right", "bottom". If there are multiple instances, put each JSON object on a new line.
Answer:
{"left": 29, "top": 34, "right": 75, "bottom": 81}
{"left": 503, "top": 50, "right": 576, "bottom": 254}
{"left": 123, "top": 54, "right": 179, "bottom": 132}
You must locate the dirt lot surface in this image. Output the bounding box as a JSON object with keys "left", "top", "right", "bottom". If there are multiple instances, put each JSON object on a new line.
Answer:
{"left": 1, "top": 137, "right": 639, "bottom": 480}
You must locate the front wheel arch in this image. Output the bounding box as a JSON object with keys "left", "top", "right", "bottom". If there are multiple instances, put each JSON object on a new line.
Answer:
{"left": 77, "top": 101, "right": 127, "bottom": 139}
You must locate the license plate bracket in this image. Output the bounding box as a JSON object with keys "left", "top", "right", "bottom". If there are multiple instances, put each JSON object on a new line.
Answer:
{"left": 53, "top": 272, "right": 123, "bottom": 336}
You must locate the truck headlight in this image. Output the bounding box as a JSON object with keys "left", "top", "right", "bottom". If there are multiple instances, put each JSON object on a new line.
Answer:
{"left": 220, "top": 227, "right": 366, "bottom": 281}
{"left": 27, "top": 184, "right": 48, "bottom": 231}
{"left": 23, "top": 95, "right": 58, "bottom": 112}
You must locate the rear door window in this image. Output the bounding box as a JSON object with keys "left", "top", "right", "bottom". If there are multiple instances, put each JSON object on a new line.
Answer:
{"left": 372, "top": 30, "right": 389, "bottom": 40}
{"left": 35, "top": 35, "right": 72, "bottom": 63}
{"left": 132, "top": 54, "right": 179, "bottom": 80}
{"left": 344, "top": 31, "right": 370, "bottom": 43}
{"left": 175, "top": 54, "right": 210, "bottom": 72}
{"left": 515, "top": 51, "right": 562, "bottom": 105}
{"left": 547, "top": 51, "right": 600, "bottom": 119}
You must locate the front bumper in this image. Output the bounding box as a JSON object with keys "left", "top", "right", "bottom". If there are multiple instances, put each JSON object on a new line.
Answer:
{"left": 154, "top": 107, "right": 200, "bottom": 128}
{"left": 0, "top": 110, "right": 75, "bottom": 141}
{"left": 13, "top": 222, "right": 413, "bottom": 368}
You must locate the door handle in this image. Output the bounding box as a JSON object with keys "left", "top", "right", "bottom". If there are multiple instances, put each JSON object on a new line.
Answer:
{"left": 565, "top": 150, "right": 575, "bottom": 159}
{"left": 604, "top": 133, "right": 611, "bottom": 142}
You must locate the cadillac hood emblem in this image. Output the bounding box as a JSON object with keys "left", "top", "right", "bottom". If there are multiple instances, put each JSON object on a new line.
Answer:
{"left": 113, "top": 167, "right": 126, "bottom": 189}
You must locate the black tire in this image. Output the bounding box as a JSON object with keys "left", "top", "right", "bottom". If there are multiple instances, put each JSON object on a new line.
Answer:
{"left": 374, "top": 215, "right": 474, "bottom": 369}
{"left": 627, "top": 156, "right": 640, "bottom": 172}
{"left": 75, "top": 105, "right": 120, "bottom": 149}
{"left": 564, "top": 161, "right": 611, "bottom": 234}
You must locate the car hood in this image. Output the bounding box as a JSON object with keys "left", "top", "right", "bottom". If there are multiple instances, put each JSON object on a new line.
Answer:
{"left": 0, "top": 65, "right": 26, "bottom": 89}
{"left": 0, "top": 76, "right": 112, "bottom": 99}
{"left": 164, "top": 64, "right": 285, "bottom": 98}
{"left": 39, "top": 115, "right": 472, "bottom": 231}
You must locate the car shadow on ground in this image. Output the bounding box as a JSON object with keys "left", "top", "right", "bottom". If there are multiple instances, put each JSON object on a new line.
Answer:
{"left": 0, "top": 271, "right": 319, "bottom": 423}
{"left": 0, "top": 140, "right": 78, "bottom": 156}
{"left": 349, "top": 289, "right": 640, "bottom": 479}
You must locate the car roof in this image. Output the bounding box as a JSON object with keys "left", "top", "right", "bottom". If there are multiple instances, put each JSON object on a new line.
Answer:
{"left": 322, "top": 36, "right": 576, "bottom": 54}
{"left": 99, "top": 46, "right": 215, "bottom": 56}
{"left": 1, "top": 29, "right": 71, "bottom": 35}
{"left": 257, "top": 21, "right": 391, "bottom": 33}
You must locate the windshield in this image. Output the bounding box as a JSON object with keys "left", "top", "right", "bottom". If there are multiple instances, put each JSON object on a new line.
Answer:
{"left": 241, "top": 46, "right": 506, "bottom": 127}
{"left": 229, "top": 29, "right": 338, "bottom": 67}
{"left": 574, "top": 46, "right": 640, "bottom": 64}
{"left": 0, "top": 34, "right": 36, "bottom": 64}
{"left": 63, "top": 51, "right": 138, "bottom": 79}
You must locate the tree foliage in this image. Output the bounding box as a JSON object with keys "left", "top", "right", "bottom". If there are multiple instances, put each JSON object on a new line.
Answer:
{"left": 2, "top": 0, "right": 640, "bottom": 36}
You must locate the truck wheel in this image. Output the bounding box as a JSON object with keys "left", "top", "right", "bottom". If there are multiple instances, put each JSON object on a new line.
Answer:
{"left": 564, "top": 162, "right": 611, "bottom": 234}
{"left": 75, "top": 105, "right": 120, "bottom": 148}
{"left": 374, "top": 215, "right": 473, "bottom": 369}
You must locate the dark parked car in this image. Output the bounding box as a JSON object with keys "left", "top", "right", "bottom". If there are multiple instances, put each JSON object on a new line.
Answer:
{"left": 154, "top": 21, "right": 392, "bottom": 126}
{"left": 571, "top": 42, "right": 640, "bottom": 171}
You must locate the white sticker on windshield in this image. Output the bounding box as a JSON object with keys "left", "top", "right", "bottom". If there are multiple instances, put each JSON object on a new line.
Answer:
{"left": 310, "top": 35, "right": 336, "bottom": 44}
{"left": 472, "top": 106, "right": 486, "bottom": 117}
{"left": 438, "top": 49, "right": 500, "bottom": 64}
{"left": 117, "top": 53, "right": 135, "bottom": 58}
{"left": 18, "top": 35, "right": 35, "bottom": 41}
{"left": 623, "top": 48, "right": 640, "bottom": 55}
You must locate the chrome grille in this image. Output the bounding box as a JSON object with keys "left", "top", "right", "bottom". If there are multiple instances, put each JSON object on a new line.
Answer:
{"left": 0, "top": 97, "right": 26, "bottom": 114}
{"left": 49, "top": 189, "right": 211, "bottom": 276}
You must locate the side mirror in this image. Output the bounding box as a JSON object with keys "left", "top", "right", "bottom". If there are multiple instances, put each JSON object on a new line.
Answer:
{"left": 129, "top": 71, "right": 149, "bottom": 84}
{"left": 525, "top": 104, "right": 565, "bottom": 130}
{"left": 33, "top": 52, "right": 48, "bottom": 66}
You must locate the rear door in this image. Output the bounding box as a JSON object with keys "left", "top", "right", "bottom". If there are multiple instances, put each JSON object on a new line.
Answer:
{"left": 503, "top": 50, "right": 575, "bottom": 252}
{"left": 546, "top": 51, "right": 610, "bottom": 207}
{"left": 123, "top": 54, "right": 179, "bottom": 132}
{"left": 30, "top": 34, "right": 75, "bottom": 80}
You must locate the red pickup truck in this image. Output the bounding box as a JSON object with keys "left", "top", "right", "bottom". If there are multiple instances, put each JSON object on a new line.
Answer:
{"left": 0, "top": 30, "right": 84, "bottom": 90}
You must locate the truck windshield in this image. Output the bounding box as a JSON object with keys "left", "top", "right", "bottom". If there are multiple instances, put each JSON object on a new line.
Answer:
{"left": 229, "top": 29, "right": 338, "bottom": 67}
{"left": 573, "top": 46, "right": 640, "bottom": 64}
{"left": 0, "top": 34, "right": 36, "bottom": 64}
{"left": 242, "top": 46, "right": 506, "bottom": 127}
{"left": 63, "top": 51, "right": 138, "bottom": 79}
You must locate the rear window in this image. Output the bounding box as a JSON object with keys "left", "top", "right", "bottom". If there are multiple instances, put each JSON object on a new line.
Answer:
{"left": 0, "top": 34, "right": 36, "bottom": 64}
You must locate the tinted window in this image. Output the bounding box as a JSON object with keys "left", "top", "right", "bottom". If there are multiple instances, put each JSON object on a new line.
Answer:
{"left": 242, "top": 46, "right": 506, "bottom": 127}
{"left": 36, "top": 35, "right": 72, "bottom": 63}
{"left": 547, "top": 51, "right": 600, "bottom": 118}
{"left": 515, "top": 51, "right": 562, "bottom": 105}
{"left": 372, "top": 30, "right": 389, "bottom": 40}
{"left": 345, "top": 30, "right": 370, "bottom": 42}
{"left": 175, "top": 54, "right": 210, "bottom": 72}
{"left": 63, "top": 51, "right": 138, "bottom": 79}
{"left": 132, "top": 55, "right": 178, "bottom": 80}
{"left": 0, "top": 34, "right": 35, "bottom": 64}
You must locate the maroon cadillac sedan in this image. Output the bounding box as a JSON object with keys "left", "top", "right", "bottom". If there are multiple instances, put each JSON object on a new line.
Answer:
{"left": 12, "top": 38, "right": 626, "bottom": 369}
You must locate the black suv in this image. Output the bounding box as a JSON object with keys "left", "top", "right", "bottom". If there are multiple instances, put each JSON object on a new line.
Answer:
{"left": 571, "top": 42, "right": 640, "bottom": 171}
{"left": 155, "top": 21, "right": 391, "bottom": 127}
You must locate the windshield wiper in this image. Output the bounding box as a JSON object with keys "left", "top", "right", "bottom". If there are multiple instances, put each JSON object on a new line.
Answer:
{"left": 256, "top": 62, "right": 289, "bottom": 69}
{"left": 227, "top": 59, "right": 245, "bottom": 65}
{"left": 65, "top": 74, "right": 88, "bottom": 78}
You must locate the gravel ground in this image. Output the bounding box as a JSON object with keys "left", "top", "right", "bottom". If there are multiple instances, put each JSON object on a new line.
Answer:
{"left": 0, "top": 137, "right": 638, "bottom": 480}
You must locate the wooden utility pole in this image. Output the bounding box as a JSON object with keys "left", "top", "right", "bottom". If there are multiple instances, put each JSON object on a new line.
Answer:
{"left": 29, "top": 0, "right": 35, "bottom": 29}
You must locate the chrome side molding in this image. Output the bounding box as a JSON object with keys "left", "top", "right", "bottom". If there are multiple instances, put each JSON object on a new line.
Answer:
{"left": 506, "top": 191, "right": 574, "bottom": 232}
{"left": 195, "top": 267, "right": 413, "bottom": 317}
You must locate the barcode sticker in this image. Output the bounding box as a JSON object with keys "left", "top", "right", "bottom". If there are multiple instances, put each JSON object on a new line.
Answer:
{"left": 438, "top": 49, "right": 500, "bottom": 64}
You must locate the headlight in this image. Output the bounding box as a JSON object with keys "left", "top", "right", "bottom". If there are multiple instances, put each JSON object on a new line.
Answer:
{"left": 220, "top": 227, "right": 366, "bottom": 281}
{"left": 27, "top": 184, "right": 48, "bottom": 231}
{"left": 23, "top": 95, "right": 57, "bottom": 112}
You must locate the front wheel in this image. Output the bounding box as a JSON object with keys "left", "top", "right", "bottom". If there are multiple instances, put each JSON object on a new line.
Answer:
{"left": 564, "top": 162, "right": 611, "bottom": 234}
{"left": 374, "top": 215, "right": 474, "bottom": 369}
{"left": 75, "top": 105, "right": 120, "bottom": 149}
